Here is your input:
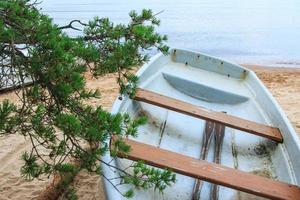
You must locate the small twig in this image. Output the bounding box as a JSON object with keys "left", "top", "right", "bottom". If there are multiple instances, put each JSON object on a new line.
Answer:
{"left": 58, "top": 20, "right": 88, "bottom": 31}
{"left": 153, "top": 10, "right": 165, "bottom": 17}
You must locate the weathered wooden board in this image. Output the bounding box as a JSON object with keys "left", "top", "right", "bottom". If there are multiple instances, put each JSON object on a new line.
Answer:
{"left": 134, "top": 88, "right": 283, "bottom": 143}
{"left": 112, "top": 137, "right": 300, "bottom": 200}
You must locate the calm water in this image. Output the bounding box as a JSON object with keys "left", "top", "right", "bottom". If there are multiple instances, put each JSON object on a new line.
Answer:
{"left": 40, "top": 0, "right": 300, "bottom": 66}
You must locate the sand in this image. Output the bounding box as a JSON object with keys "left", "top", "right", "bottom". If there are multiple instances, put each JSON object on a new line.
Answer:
{"left": 0, "top": 72, "right": 119, "bottom": 200}
{"left": 0, "top": 65, "right": 299, "bottom": 199}
{"left": 244, "top": 65, "right": 300, "bottom": 134}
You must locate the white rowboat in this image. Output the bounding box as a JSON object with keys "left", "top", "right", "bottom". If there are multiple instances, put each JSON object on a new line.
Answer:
{"left": 102, "top": 48, "right": 300, "bottom": 200}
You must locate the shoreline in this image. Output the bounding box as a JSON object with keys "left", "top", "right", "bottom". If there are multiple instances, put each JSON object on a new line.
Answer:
{"left": 242, "top": 64, "right": 300, "bottom": 71}
{"left": 242, "top": 64, "right": 300, "bottom": 135}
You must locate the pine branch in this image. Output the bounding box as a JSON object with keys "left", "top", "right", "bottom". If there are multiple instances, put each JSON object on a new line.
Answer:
{"left": 0, "top": 1, "right": 174, "bottom": 198}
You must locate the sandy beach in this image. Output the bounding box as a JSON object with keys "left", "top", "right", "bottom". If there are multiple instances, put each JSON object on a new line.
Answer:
{"left": 245, "top": 65, "right": 300, "bottom": 134}
{"left": 0, "top": 65, "right": 299, "bottom": 199}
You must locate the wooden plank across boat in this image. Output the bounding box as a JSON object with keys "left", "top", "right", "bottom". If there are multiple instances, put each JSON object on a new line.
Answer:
{"left": 102, "top": 48, "right": 300, "bottom": 200}
{"left": 111, "top": 137, "right": 300, "bottom": 200}
{"left": 134, "top": 88, "right": 283, "bottom": 143}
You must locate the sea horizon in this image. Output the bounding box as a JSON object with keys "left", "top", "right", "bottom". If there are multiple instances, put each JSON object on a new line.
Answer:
{"left": 40, "top": 0, "right": 300, "bottom": 67}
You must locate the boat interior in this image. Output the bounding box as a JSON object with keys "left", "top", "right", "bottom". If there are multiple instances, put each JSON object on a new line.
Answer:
{"left": 105, "top": 49, "right": 300, "bottom": 200}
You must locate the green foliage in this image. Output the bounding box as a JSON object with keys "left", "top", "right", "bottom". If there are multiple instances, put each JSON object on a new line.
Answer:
{"left": 0, "top": 100, "right": 18, "bottom": 134}
{"left": 0, "top": 0, "right": 175, "bottom": 198}
{"left": 120, "top": 161, "right": 176, "bottom": 197}
{"left": 124, "top": 189, "right": 135, "bottom": 198}
{"left": 21, "top": 152, "right": 41, "bottom": 180}
{"left": 63, "top": 187, "right": 78, "bottom": 200}
{"left": 56, "top": 165, "right": 79, "bottom": 200}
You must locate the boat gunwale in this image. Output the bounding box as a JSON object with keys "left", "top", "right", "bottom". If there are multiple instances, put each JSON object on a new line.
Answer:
{"left": 102, "top": 48, "right": 300, "bottom": 200}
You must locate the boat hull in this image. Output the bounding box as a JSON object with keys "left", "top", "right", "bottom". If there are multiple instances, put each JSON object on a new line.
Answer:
{"left": 102, "top": 49, "right": 300, "bottom": 200}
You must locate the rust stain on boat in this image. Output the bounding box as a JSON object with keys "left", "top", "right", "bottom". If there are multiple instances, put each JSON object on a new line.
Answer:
{"left": 136, "top": 109, "right": 161, "bottom": 128}
{"left": 240, "top": 69, "right": 249, "bottom": 80}
{"left": 171, "top": 49, "right": 177, "bottom": 61}
{"left": 251, "top": 169, "right": 274, "bottom": 179}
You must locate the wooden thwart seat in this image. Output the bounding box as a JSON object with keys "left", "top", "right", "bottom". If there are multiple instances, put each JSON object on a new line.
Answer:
{"left": 134, "top": 88, "right": 283, "bottom": 143}
{"left": 111, "top": 137, "right": 300, "bottom": 200}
